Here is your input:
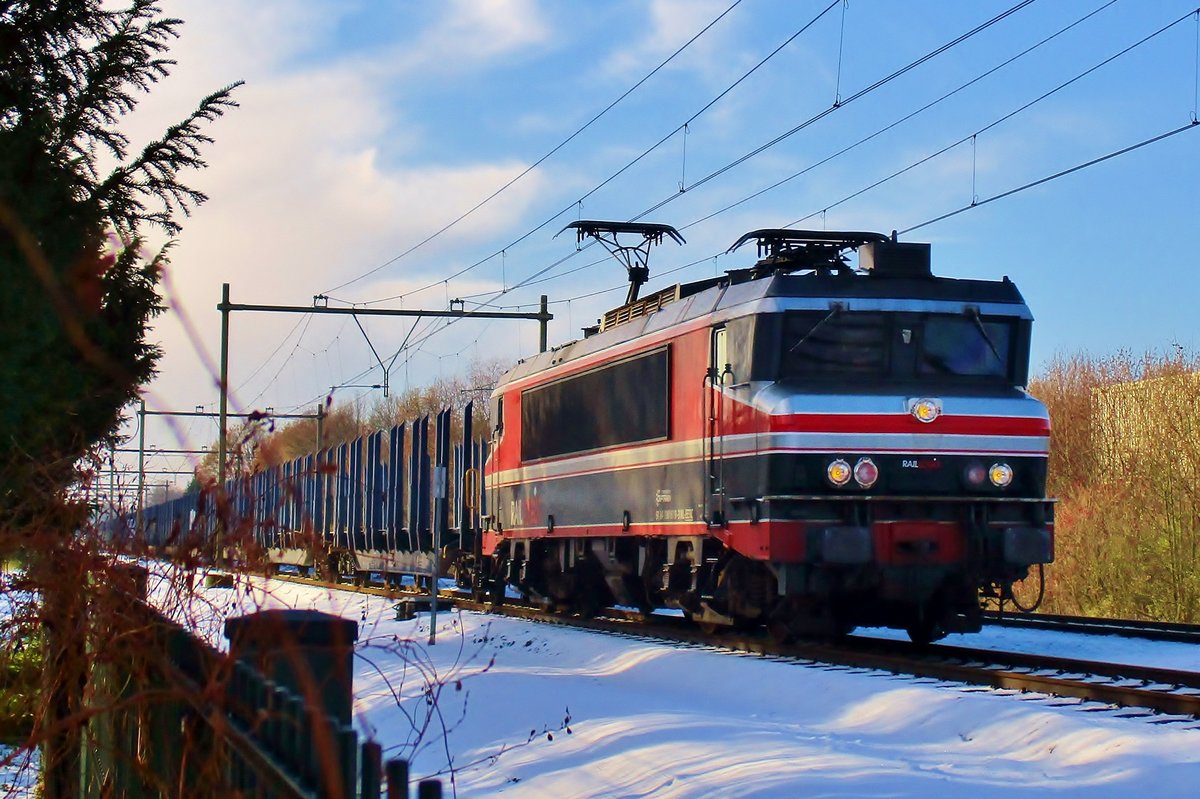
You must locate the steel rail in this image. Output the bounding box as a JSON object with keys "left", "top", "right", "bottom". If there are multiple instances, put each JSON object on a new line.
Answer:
{"left": 983, "top": 610, "right": 1200, "bottom": 644}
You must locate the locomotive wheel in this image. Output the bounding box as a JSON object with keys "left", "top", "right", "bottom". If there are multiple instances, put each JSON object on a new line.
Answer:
{"left": 570, "top": 559, "right": 605, "bottom": 618}
{"left": 767, "top": 621, "right": 797, "bottom": 645}
{"left": 688, "top": 604, "right": 738, "bottom": 636}
{"left": 766, "top": 596, "right": 852, "bottom": 642}
{"left": 687, "top": 611, "right": 721, "bottom": 635}
{"left": 571, "top": 590, "right": 602, "bottom": 619}
{"left": 905, "top": 617, "right": 947, "bottom": 646}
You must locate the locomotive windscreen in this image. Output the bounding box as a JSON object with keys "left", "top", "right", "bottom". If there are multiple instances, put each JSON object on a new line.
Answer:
{"left": 780, "top": 311, "right": 1018, "bottom": 383}
{"left": 918, "top": 316, "right": 1011, "bottom": 378}
{"left": 782, "top": 312, "right": 888, "bottom": 375}
{"left": 521, "top": 346, "right": 670, "bottom": 461}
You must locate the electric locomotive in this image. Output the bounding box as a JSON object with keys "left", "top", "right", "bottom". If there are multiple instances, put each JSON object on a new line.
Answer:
{"left": 482, "top": 223, "right": 1053, "bottom": 643}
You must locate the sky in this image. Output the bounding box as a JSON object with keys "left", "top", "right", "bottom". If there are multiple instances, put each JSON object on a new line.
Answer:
{"left": 114, "top": 0, "right": 1200, "bottom": 485}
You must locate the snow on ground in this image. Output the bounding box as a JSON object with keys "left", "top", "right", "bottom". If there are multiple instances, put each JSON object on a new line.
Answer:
{"left": 161, "top": 572, "right": 1200, "bottom": 798}
{"left": 0, "top": 746, "right": 37, "bottom": 798}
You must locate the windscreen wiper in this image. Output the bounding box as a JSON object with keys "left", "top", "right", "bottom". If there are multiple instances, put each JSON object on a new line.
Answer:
{"left": 965, "top": 306, "right": 1003, "bottom": 365}
{"left": 789, "top": 302, "right": 845, "bottom": 354}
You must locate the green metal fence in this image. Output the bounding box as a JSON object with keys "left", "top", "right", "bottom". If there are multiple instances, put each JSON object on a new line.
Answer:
{"left": 81, "top": 566, "right": 445, "bottom": 798}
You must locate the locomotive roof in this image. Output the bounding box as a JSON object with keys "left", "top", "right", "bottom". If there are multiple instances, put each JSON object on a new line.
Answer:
{"left": 498, "top": 267, "right": 1032, "bottom": 390}
{"left": 766, "top": 272, "right": 1026, "bottom": 304}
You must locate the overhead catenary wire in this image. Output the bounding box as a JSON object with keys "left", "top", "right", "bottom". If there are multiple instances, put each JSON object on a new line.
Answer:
{"left": 678, "top": 0, "right": 1121, "bottom": 233}
{"left": 438, "top": 0, "right": 1047, "bottom": 319}
{"left": 629, "top": 0, "right": 1040, "bottom": 222}
{"left": 243, "top": 312, "right": 314, "bottom": 406}
{"left": 484, "top": 0, "right": 1161, "bottom": 301}
{"left": 777, "top": 7, "right": 1200, "bottom": 227}
{"left": 285, "top": 0, "right": 969, "bottom": 394}
{"left": 349, "top": 0, "right": 843, "bottom": 309}
{"left": 269, "top": 0, "right": 755, "bottom": 409}
{"left": 833, "top": 0, "right": 848, "bottom": 106}
{"left": 1193, "top": 9, "right": 1199, "bottom": 122}
{"left": 547, "top": 120, "right": 1197, "bottom": 304}
{"left": 293, "top": 103, "right": 1194, "bottom": 411}
{"left": 238, "top": 313, "right": 310, "bottom": 387}
{"left": 441, "top": 0, "right": 1052, "bottom": 313}
{"left": 900, "top": 121, "right": 1199, "bottom": 235}
{"left": 281, "top": 1, "right": 1190, "bottom": 414}
{"left": 313, "top": 0, "right": 1042, "bottom": 397}
{"left": 321, "top": 0, "right": 749, "bottom": 297}
{"left": 547, "top": 128, "right": 1200, "bottom": 308}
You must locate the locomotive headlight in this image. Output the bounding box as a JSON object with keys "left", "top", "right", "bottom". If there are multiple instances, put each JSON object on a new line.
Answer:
{"left": 853, "top": 457, "right": 879, "bottom": 488}
{"left": 908, "top": 397, "right": 942, "bottom": 424}
{"left": 989, "top": 462, "right": 1014, "bottom": 487}
{"left": 965, "top": 462, "right": 987, "bottom": 486}
{"left": 827, "top": 459, "right": 852, "bottom": 487}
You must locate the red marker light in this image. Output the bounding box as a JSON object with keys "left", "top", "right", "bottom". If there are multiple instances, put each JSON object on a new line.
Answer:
{"left": 854, "top": 457, "right": 879, "bottom": 488}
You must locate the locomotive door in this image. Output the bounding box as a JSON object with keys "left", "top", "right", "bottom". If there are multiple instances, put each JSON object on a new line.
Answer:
{"left": 705, "top": 326, "right": 731, "bottom": 526}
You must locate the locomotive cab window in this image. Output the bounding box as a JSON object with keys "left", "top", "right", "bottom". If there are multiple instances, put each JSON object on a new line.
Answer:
{"left": 919, "top": 315, "right": 1012, "bottom": 379}
{"left": 780, "top": 311, "right": 888, "bottom": 378}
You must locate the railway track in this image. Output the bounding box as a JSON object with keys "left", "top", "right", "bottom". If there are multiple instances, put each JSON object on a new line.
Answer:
{"left": 270, "top": 571, "right": 1200, "bottom": 721}
{"left": 983, "top": 610, "right": 1200, "bottom": 644}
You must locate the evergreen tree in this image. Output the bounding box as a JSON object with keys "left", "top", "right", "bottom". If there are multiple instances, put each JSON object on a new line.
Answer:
{"left": 0, "top": 0, "right": 241, "bottom": 524}
{"left": 0, "top": 3, "right": 241, "bottom": 792}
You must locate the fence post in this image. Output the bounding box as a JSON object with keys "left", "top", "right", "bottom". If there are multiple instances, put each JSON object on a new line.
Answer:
{"left": 224, "top": 609, "right": 359, "bottom": 792}
{"left": 361, "top": 741, "right": 382, "bottom": 797}
{"left": 80, "top": 562, "right": 153, "bottom": 798}
{"left": 386, "top": 759, "right": 409, "bottom": 799}
{"left": 224, "top": 609, "right": 358, "bottom": 723}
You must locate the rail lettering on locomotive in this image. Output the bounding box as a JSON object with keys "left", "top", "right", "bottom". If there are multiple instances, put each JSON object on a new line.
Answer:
{"left": 481, "top": 222, "right": 1054, "bottom": 643}
{"left": 654, "top": 507, "right": 695, "bottom": 522}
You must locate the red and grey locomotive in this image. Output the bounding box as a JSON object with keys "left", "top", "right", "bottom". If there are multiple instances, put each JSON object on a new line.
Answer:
{"left": 482, "top": 223, "right": 1054, "bottom": 643}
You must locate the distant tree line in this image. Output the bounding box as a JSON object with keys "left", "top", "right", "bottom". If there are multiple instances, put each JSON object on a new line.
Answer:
{"left": 190, "top": 357, "right": 508, "bottom": 487}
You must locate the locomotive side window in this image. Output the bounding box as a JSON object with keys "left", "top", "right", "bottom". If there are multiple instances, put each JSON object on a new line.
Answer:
{"left": 919, "top": 316, "right": 1012, "bottom": 379}
{"left": 492, "top": 395, "right": 504, "bottom": 438}
{"left": 520, "top": 346, "right": 670, "bottom": 461}
{"left": 712, "top": 327, "right": 728, "bottom": 380}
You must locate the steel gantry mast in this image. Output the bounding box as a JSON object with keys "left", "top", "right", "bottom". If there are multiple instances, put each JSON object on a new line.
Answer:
{"left": 213, "top": 283, "right": 553, "bottom": 565}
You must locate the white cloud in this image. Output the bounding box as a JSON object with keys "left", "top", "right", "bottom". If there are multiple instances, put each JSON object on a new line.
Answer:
{"left": 386, "top": 0, "right": 551, "bottom": 76}
{"left": 109, "top": 0, "right": 555, "bottom": 456}
{"left": 601, "top": 0, "right": 739, "bottom": 83}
